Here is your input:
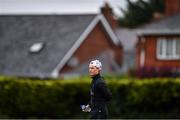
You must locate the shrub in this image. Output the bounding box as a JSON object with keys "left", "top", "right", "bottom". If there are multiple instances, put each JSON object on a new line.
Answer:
{"left": 136, "top": 66, "right": 180, "bottom": 78}
{"left": 0, "top": 76, "right": 180, "bottom": 118}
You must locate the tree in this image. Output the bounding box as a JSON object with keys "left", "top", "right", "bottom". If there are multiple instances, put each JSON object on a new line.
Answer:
{"left": 118, "top": 0, "right": 165, "bottom": 28}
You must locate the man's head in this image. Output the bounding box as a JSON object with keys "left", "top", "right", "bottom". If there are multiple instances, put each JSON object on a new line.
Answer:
{"left": 89, "top": 60, "right": 102, "bottom": 76}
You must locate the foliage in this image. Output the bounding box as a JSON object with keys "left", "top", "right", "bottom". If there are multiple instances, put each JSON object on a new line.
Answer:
{"left": 108, "top": 78, "right": 180, "bottom": 118}
{"left": 0, "top": 76, "right": 180, "bottom": 118}
{"left": 118, "top": 0, "right": 165, "bottom": 28}
{"left": 136, "top": 66, "right": 180, "bottom": 78}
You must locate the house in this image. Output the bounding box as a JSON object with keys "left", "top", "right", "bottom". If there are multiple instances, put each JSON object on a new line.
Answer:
{"left": 115, "top": 28, "right": 137, "bottom": 74}
{"left": 136, "top": 0, "right": 180, "bottom": 77}
{"left": 0, "top": 3, "right": 123, "bottom": 78}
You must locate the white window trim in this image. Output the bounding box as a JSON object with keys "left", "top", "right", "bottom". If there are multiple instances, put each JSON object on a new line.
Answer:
{"left": 140, "top": 48, "right": 145, "bottom": 67}
{"left": 157, "top": 38, "right": 180, "bottom": 60}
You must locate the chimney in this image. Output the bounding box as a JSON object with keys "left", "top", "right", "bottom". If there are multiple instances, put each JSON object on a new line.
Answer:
{"left": 165, "top": 0, "right": 180, "bottom": 16}
{"left": 101, "top": 2, "right": 117, "bottom": 30}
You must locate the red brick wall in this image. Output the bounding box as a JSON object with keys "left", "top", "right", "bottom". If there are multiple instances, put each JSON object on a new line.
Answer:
{"left": 136, "top": 36, "right": 180, "bottom": 70}
{"left": 166, "top": 0, "right": 180, "bottom": 16}
{"left": 60, "top": 22, "right": 122, "bottom": 73}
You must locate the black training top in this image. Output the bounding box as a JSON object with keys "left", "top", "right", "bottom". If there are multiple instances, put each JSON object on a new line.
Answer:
{"left": 90, "top": 74, "right": 112, "bottom": 107}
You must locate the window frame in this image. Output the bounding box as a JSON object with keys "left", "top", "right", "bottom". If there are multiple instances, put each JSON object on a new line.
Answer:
{"left": 157, "top": 38, "right": 180, "bottom": 60}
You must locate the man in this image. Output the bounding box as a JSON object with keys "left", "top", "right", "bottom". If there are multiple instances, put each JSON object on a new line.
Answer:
{"left": 82, "top": 60, "right": 112, "bottom": 119}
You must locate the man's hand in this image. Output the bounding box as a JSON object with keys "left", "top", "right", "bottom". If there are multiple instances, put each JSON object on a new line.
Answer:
{"left": 81, "top": 104, "right": 91, "bottom": 112}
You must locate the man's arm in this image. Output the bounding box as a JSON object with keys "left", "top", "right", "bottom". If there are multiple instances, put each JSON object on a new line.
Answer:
{"left": 97, "top": 81, "right": 112, "bottom": 102}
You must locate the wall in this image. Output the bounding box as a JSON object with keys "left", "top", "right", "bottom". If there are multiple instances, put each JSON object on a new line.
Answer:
{"left": 60, "top": 22, "right": 122, "bottom": 73}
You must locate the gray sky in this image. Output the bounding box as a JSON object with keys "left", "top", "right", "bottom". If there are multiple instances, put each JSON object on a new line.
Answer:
{"left": 0, "top": 0, "right": 127, "bottom": 16}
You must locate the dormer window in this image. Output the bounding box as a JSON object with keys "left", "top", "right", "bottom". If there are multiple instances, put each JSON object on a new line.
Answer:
{"left": 29, "top": 42, "right": 44, "bottom": 53}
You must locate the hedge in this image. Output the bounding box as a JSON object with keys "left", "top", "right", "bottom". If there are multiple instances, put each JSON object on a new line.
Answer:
{"left": 0, "top": 76, "right": 180, "bottom": 118}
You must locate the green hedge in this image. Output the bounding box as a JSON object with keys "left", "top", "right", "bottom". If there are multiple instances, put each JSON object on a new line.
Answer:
{"left": 0, "top": 76, "right": 180, "bottom": 118}
{"left": 108, "top": 78, "right": 180, "bottom": 118}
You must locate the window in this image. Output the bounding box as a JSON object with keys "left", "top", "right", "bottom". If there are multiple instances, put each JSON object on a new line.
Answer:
{"left": 176, "top": 40, "right": 180, "bottom": 56}
{"left": 29, "top": 42, "right": 44, "bottom": 53}
{"left": 157, "top": 38, "right": 180, "bottom": 60}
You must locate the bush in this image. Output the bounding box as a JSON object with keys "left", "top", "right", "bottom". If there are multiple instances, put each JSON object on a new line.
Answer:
{"left": 0, "top": 76, "right": 180, "bottom": 118}
{"left": 136, "top": 67, "right": 180, "bottom": 78}
{"left": 0, "top": 77, "right": 90, "bottom": 118}
{"left": 108, "top": 79, "right": 180, "bottom": 118}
